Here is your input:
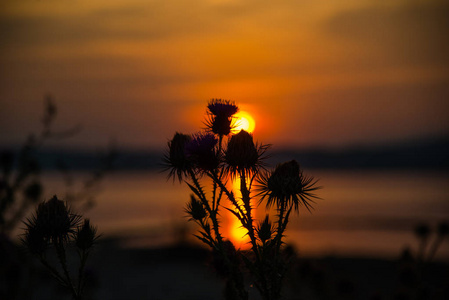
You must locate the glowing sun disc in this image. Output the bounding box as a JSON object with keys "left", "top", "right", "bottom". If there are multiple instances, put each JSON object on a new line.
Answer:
{"left": 233, "top": 111, "right": 256, "bottom": 133}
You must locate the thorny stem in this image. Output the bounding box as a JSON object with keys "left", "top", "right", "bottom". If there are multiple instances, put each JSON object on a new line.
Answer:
{"left": 215, "top": 169, "right": 225, "bottom": 211}
{"left": 417, "top": 237, "right": 428, "bottom": 263}
{"left": 55, "top": 239, "right": 78, "bottom": 299}
{"left": 239, "top": 174, "right": 275, "bottom": 299}
{"left": 212, "top": 135, "right": 223, "bottom": 211}
{"left": 187, "top": 170, "right": 208, "bottom": 208}
{"left": 239, "top": 174, "right": 260, "bottom": 260}
{"left": 274, "top": 199, "right": 286, "bottom": 250}
{"left": 426, "top": 236, "right": 444, "bottom": 262}
{"left": 282, "top": 206, "right": 293, "bottom": 236}
{"left": 212, "top": 170, "right": 218, "bottom": 211}
{"left": 211, "top": 168, "right": 225, "bottom": 212}
{"left": 198, "top": 169, "right": 249, "bottom": 300}
{"left": 38, "top": 255, "right": 67, "bottom": 287}
{"left": 208, "top": 172, "right": 248, "bottom": 226}
{"left": 209, "top": 170, "right": 271, "bottom": 299}
{"left": 198, "top": 218, "right": 216, "bottom": 248}
{"left": 188, "top": 169, "right": 223, "bottom": 245}
{"left": 209, "top": 170, "right": 274, "bottom": 299}
{"left": 77, "top": 249, "right": 89, "bottom": 297}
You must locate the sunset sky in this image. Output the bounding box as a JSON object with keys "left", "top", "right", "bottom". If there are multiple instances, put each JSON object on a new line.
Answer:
{"left": 1, "top": 0, "right": 448, "bottom": 150}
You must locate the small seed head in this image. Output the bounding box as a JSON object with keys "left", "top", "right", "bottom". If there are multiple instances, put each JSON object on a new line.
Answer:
{"left": 75, "top": 219, "right": 97, "bottom": 251}
{"left": 186, "top": 195, "right": 207, "bottom": 220}
{"left": 34, "top": 195, "right": 81, "bottom": 242}
{"left": 164, "top": 132, "right": 192, "bottom": 181}
{"left": 257, "top": 215, "right": 273, "bottom": 243}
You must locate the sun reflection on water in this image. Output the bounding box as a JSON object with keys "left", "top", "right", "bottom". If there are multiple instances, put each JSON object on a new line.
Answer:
{"left": 227, "top": 177, "right": 252, "bottom": 249}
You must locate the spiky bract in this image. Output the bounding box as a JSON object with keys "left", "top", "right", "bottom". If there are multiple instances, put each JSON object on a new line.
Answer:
{"left": 186, "top": 132, "right": 220, "bottom": 172}
{"left": 163, "top": 132, "right": 192, "bottom": 181}
{"left": 23, "top": 195, "right": 82, "bottom": 251}
{"left": 205, "top": 99, "right": 239, "bottom": 136}
{"left": 225, "top": 130, "right": 269, "bottom": 177}
{"left": 185, "top": 194, "right": 207, "bottom": 220}
{"left": 257, "top": 215, "right": 274, "bottom": 243}
{"left": 257, "top": 160, "right": 319, "bottom": 212}
{"left": 75, "top": 219, "right": 98, "bottom": 251}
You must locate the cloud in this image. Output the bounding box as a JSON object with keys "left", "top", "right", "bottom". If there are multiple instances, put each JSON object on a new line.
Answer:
{"left": 0, "top": 0, "right": 265, "bottom": 49}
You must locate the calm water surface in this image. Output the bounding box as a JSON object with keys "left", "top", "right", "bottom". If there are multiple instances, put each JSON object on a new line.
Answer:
{"left": 39, "top": 169, "right": 449, "bottom": 260}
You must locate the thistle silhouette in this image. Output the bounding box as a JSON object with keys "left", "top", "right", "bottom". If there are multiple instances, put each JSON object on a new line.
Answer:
{"left": 164, "top": 99, "right": 320, "bottom": 300}
{"left": 1, "top": 96, "right": 115, "bottom": 235}
{"left": 22, "top": 195, "right": 99, "bottom": 300}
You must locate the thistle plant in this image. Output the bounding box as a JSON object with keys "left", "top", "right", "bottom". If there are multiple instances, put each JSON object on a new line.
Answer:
{"left": 413, "top": 221, "right": 449, "bottom": 263}
{"left": 164, "top": 99, "right": 320, "bottom": 300}
{"left": 22, "top": 195, "right": 99, "bottom": 299}
{"left": 1, "top": 96, "right": 115, "bottom": 235}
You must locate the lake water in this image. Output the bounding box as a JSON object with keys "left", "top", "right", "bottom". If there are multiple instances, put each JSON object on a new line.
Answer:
{"left": 36, "top": 169, "right": 449, "bottom": 260}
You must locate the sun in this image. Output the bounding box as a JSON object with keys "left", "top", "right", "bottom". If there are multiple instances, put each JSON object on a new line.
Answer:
{"left": 233, "top": 111, "right": 256, "bottom": 133}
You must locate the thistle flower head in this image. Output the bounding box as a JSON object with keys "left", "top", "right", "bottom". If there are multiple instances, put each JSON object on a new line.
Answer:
{"left": 186, "top": 132, "right": 220, "bottom": 172}
{"left": 185, "top": 194, "right": 207, "bottom": 220}
{"left": 207, "top": 99, "right": 239, "bottom": 118}
{"left": 163, "top": 132, "right": 192, "bottom": 181}
{"left": 257, "top": 160, "right": 320, "bottom": 212}
{"left": 24, "top": 195, "right": 81, "bottom": 244}
{"left": 225, "top": 130, "right": 269, "bottom": 177}
{"left": 75, "top": 219, "right": 98, "bottom": 251}
{"left": 205, "top": 99, "right": 239, "bottom": 136}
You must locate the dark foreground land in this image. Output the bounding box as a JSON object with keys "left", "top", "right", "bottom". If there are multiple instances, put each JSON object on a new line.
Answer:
{"left": 3, "top": 237, "right": 449, "bottom": 300}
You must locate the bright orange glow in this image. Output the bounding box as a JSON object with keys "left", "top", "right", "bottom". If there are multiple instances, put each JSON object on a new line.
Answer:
{"left": 233, "top": 111, "right": 256, "bottom": 133}
{"left": 228, "top": 178, "right": 252, "bottom": 249}
{"left": 230, "top": 219, "right": 249, "bottom": 248}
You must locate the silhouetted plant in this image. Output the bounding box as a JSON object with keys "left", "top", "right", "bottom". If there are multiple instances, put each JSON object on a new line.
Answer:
{"left": 412, "top": 221, "right": 449, "bottom": 263}
{"left": 395, "top": 221, "right": 449, "bottom": 299}
{"left": 0, "top": 96, "right": 115, "bottom": 235}
{"left": 1, "top": 96, "right": 63, "bottom": 234}
{"left": 22, "top": 195, "right": 99, "bottom": 300}
{"left": 164, "top": 99, "right": 320, "bottom": 300}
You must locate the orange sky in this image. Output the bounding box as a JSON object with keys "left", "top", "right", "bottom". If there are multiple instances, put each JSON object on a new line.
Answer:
{"left": 1, "top": 0, "right": 448, "bottom": 150}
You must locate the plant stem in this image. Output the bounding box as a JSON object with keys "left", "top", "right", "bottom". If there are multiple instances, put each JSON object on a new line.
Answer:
{"left": 77, "top": 249, "right": 89, "bottom": 297}
{"left": 38, "top": 255, "right": 68, "bottom": 287}
{"left": 188, "top": 170, "right": 223, "bottom": 245}
{"left": 208, "top": 172, "right": 247, "bottom": 225}
{"left": 239, "top": 174, "right": 260, "bottom": 259}
{"left": 55, "top": 239, "right": 78, "bottom": 299}
{"left": 426, "top": 236, "right": 444, "bottom": 262}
